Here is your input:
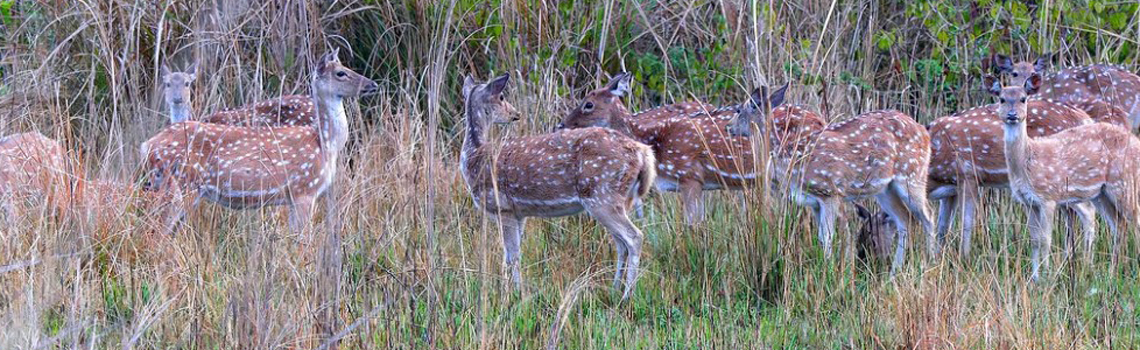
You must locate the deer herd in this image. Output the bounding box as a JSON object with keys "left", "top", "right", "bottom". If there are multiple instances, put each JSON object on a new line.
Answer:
{"left": 2, "top": 49, "right": 1139, "bottom": 299}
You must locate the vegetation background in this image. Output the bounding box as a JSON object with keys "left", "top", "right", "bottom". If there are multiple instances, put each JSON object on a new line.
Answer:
{"left": 1, "top": 0, "right": 1138, "bottom": 348}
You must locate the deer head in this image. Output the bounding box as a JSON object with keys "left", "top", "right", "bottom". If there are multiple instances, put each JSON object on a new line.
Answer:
{"left": 990, "top": 53, "right": 1052, "bottom": 88}
{"left": 312, "top": 48, "right": 377, "bottom": 99}
{"left": 463, "top": 74, "right": 520, "bottom": 126}
{"left": 726, "top": 83, "right": 788, "bottom": 137}
{"left": 855, "top": 204, "right": 896, "bottom": 265}
{"left": 985, "top": 74, "right": 1041, "bottom": 125}
{"left": 161, "top": 62, "right": 198, "bottom": 124}
{"left": 556, "top": 72, "right": 632, "bottom": 131}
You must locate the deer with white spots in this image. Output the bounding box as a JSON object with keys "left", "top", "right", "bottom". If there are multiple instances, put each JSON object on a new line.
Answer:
{"left": 915, "top": 95, "right": 1103, "bottom": 257}
{"left": 558, "top": 73, "right": 776, "bottom": 226}
{"left": 986, "top": 74, "right": 1140, "bottom": 280}
{"left": 728, "top": 91, "right": 935, "bottom": 274}
{"left": 991, "top": 54, "right": 1140, "bottom": 130}
{"left": 0, "top": 132, "right": 71, "bottom": 221}
{"left": 161, "top": 63, "right": 318, "bottom": 127}
{"left": 461, "top": 74, "right": 655, "bottom": 300}
{"left": 141, "top": 50, "right": 377, "bottom": 235}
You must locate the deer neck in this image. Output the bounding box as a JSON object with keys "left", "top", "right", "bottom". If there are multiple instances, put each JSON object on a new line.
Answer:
{"left": 312, "top": 85, "right": 348, "bottom": 154}
{"left": 169, "top": 104, "right": 192, "bottom": 124}
{"left": 459, "top": 103, "right": 489, "bottom": 187}
{"left": 1002, "top": 121, "right": 1032, "bottom": 185}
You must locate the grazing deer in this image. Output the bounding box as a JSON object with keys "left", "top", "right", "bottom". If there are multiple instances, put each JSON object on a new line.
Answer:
{"left": 142, "top": 50, "right": 377, "bottom": 235}
{"left": 920, "top": 98, "right": 1099, "bottom": 257}
{"left": 461, "top": 74, "right": 655, "bottom": 300}
{"left": 0, "top": 132, "right": 71, "bottom": 221}
{"left": 558, "top": 73, "right": 778, "bottom": 226}
{"left": 161, "top": 63, "right": 318, "bottom": 127}
{"left": 728, "top": 89, "right": 935, "bottom": 274}
{"left": 987, "top": 74, "right": 1140, "bottom": 281}
{"left": 991, "top": 54, "right": 1140, "bottom": 130}
{"left": 855, "top": 203, "right": 896, "bottom": 266}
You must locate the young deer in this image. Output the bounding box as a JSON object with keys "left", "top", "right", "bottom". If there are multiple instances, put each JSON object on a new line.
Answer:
{"left": 728, "top": 92, "right": 935, "bottom": 274}
{"left": 991, "top": 54, "right": 1140, "bottom": 130}
{"left": 558, "top": 73, "right": 781, "bottom": 225}
{"left": 0, "top": 132, "right": 71, "bottom": 221}
{"left": 461, "top": 74, "right": 655, "bottom": 300}
{"left": 922, "top": 99, "right": 1098, "bottom": 257}
{"left": 988, "top": 74, "right": 1140, "bottom": 281}
{"left": 161, "top": 63, "right": 318, "bottom": 127}
{"left": 142, "top": 50, "right": 377, "bottom": 235}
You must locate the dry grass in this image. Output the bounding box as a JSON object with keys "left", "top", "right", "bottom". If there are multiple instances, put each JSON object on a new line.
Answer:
{"left": 1, "top": 0, "right": 1139, "bottom": 348}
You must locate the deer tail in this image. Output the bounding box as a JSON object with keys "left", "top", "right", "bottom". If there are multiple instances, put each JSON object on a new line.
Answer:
{"left": 633, "top": 143, "right": 656, "bottom": 199}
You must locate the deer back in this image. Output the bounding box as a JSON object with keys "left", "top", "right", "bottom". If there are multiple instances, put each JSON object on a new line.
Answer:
{"left": 0, "top": 132, "right": 70, "bottom": 205}
{"left": 200, "top": 95, "right": 318, "bottom": 127}
{"left": 928, "top": 100, "right": 1091, "bottom": 186}
{"left": 464, "top": 127, "right": 651, "bottom": 215}
{"left": 777, "top": 110, "right": 929, "bottom": 198}
{"left": 1035, "top": 65, "right": 1140, "bottom": 110}
{"left": 142, "top": 122, "right": 329, "bottom": 208}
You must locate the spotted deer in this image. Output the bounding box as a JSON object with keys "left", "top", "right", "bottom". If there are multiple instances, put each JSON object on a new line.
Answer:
{"left": 558, "top": 73, "right": 778, "bottom": 226}
{"left": 991, "top": 54, "right": 1140, "bottom": 130}
{"left": 986, "top": 74, "right": 1140, "bottom": 281}
{"left": 142, "top": 50, "right": 377, "bottom": 235}
{"left": 461, "top": 74, "right": 655, "bottom": 300}
{"left": 728, "top": 92, "right": 935, "bottom": 274}
{"left": 919, "top": 98, "right": 1100, "bottom": 257}
{"left": 0, "top": 132, "right": 71, "bottom": 221}
{"left": 161, "top": 63, "right": 318, "bottom": 127}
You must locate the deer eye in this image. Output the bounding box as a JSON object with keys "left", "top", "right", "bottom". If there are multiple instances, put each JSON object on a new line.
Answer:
{"left": 583, "top": 102, "right": 594, "bottom": 111}
{"left": 336, "top": 71, "right": 347, "bottom": 78}
{"left": 1012, "top": 73, "right": 1019, "bottom": 77}
{"left": 499, "top": 95, "right": 505, "bottom": 101}
{"left": 1020, "top": 97, "right": 1027, "bottom": 103}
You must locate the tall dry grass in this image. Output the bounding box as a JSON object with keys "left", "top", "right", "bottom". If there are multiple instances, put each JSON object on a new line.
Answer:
{"left": 1, "top": 0, "right": 1138, "bottom": 348}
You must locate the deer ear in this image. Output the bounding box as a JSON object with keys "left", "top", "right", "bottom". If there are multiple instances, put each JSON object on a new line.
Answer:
{"left": 983, "top": 75, "right": 1002, "bottom": 96}
{"left": 606, "top": 72, "right": 632, "bottom": 97}
{"left": 1025, "top": 74, "right": 1042, "bottom": 95}
{"left": 992, "top": 54, "right": 1013, "bottom": 74}
{"left": 461, "top": 75, "right": 478, "bottom": 100}
{"left": 161, "top": 63, "right": 172, "bottom": 78}
{"left": 186, "top": 62, "right": 199, "bottom": 80}
{"left": 486, "top": 74, "right": 510, "bottom": 95}
{"left": 1034, "top": 53, "right": 1052, "bottom": 72}
{"left": 855, "top": 204, "right": 871, "bottom": 220}
{"left": 768, "top": 83, "right": 789, "bottom": 109}
{"left": 749, "top": 87, "right": 767, "bottom": 109}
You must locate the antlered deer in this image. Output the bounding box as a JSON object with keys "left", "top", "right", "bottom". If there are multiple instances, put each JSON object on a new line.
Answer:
{"left": 161, "top": 63, "right": 318, "bottom": 127}
{"left": 0, "top": 132, "right": 70, "bottom": 221}
{"left": 461, "top": 74, "right": 655, "bottom": 300}
{"left": 558, "top": 73, "right": 779, "bottom": 225}
{"left": 728, "top": 90, "right": 935, "bottom": 274}
{"left": 991, "top": 54, "right": 1140, "bottom": 130}
{"left": 987, "top": 74, "right": 1140, "bottom": 281}
{"left": 142, "top": 50, "right": 377, "bottom": 234}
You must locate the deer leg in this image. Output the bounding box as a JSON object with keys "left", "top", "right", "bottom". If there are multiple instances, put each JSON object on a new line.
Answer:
{"left": 875, "top": 191, "right": 913, "bottom": 276}
{"left": 588, "top": 202, "right": 643, "bottom": 300}
{"left": 935, "top": 194, "right": 958, "bottom": 252}
{"left": 957, "top": 179, "right": 980, "bottom": 257}
{"left": 1026, "top": 202, "right": 1056, "bottom": 283}
{"left": 632, "top": 197, "right": 645, "bottom": 219}
{"left": 288, "top": 195, "right": 317, "bottom": 237}
{"left": 895, "top": 180, "right": 936, "bottom": 257}
{"left": 679, "top": 178, "right": 704, "bottom": 226}
{"left": 814, "top": 197, "right": 841, "bottom": 260}
{"left": 1067, "top": 202, "right": 1098, "bottom": 265}
{"left": 498, "top": 215, "right": 524, "bottom": 289}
